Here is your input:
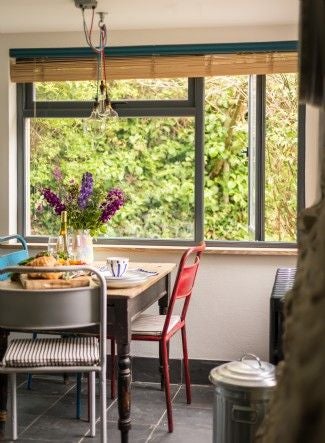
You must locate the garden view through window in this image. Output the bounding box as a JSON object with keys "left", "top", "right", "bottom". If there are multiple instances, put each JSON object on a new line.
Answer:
{"left": 25, "top": 73, "right": 300, "bottom": 244}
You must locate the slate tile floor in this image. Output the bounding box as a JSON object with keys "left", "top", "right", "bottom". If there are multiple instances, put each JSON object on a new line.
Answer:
{"left": 2, "top": 376, "right": 213, "bottom": 442}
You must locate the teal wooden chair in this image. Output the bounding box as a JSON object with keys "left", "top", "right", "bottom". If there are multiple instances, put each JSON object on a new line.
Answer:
{"left": 0, "top": 235, "right": 28, "bottom": 280}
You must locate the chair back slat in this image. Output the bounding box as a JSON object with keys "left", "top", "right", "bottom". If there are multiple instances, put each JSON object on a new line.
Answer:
{"left": 174, "top": 258, "right": 200, "bottom": 299}
{"left": 162, "top": 243, "right": 205, "bottom": 336}
{"left": 0, "top": 235, "right": 29, "bottom": 281}
{"left": 0, "top": 266, "right": 102, "bottom": 330}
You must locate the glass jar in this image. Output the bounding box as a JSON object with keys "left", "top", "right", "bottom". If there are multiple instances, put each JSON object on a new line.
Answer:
{"left": 71, "top": 229, "right": 94, "bottom": 264}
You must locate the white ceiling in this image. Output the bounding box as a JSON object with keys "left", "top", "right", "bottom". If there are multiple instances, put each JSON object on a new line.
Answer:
{"left": 0, "top": 0, "right": 299, "bottom": 34}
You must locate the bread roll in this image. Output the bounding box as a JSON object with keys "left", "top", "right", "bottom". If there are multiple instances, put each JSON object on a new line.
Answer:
{"left": 27, "top": 255, "right": 62, "bottom": 279}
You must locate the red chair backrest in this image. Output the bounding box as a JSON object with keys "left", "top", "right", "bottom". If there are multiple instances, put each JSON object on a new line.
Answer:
{"left": 162, "top": 243, "right": 205, "bottom": 336}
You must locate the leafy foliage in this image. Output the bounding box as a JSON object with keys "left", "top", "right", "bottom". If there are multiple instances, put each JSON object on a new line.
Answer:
{"left": 265, "top": 74, "right": 298, "bottom": 241}
{"left": 30, "top": 75, "right": 298, "bottom": 242}
{"left": 205, "top": 76, "right": 249, "bottom": 240}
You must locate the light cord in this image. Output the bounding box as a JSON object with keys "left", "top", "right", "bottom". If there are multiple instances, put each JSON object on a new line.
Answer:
{"left": 81, "top": 7, "right": 107, "bottom": 54}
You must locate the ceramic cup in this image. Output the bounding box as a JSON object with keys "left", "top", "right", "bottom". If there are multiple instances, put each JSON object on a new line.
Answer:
{"left": 106, "top": 257, "right": 129, "bottom": 278}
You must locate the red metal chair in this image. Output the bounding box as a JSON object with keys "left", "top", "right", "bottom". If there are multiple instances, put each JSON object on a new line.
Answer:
{"left": 131, "top": 242, "right": 205, "bottom": 432}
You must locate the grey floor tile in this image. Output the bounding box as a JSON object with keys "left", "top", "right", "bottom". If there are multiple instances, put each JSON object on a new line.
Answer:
{"left": 2, "top": 439, "right": 75, "bottom": 443}
{"left": 47, "top": 386, "right": 116, "bottom": 422}
{"left": 107, "top": 382, "right": 179, "bottom": 425}
{"left": 19, "top": 376, "right": 76, "bottom": 396}
{"left": 18, "top": 414, "right": 91, "bottom": 441}
{"left": 4, "top": 378, "right": 78, "bottom": 439}
{"left": 174, "top": 385, "right": 214, "bottom": 409}
{"left": 0, "top": 379, "right": 213, "bottom": 442}
{"left": 90, "top": 421, "right": 154, "bottom": 443}
{"left": 149, "top": 423, "right": 212, "bottom": 443}
{"left": 150, "top": 407, "right": 213, "bottom": 442}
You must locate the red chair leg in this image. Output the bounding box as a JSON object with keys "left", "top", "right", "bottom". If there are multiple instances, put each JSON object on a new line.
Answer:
{"left": 181, "top": 325, "right": 191, "bottom": 404}
{"left": 162, "top": 339, "right": 173, "bottom": 433}
{"left": 110, "top": 338, "right": 116, "bottom": 399}
{"left": 159, "top": 341, "right": 164, "bottom": 391}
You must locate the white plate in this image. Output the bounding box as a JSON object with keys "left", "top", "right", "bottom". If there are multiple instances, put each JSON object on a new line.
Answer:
{"left": 104, "top": 270, "right": 148, "bottom": 281}
{"left": 106, "top": 278, "right": 148, "bottom": 289}
{"left": 93, "top": 270, "right": 149, "bottom": 288}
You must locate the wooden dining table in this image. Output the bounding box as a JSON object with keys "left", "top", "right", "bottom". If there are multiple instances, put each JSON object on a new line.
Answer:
{"left": 0, "top": 261, "right": 176, "bottom": 443}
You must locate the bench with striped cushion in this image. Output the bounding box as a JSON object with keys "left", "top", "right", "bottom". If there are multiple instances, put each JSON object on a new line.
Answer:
{"left": 2, "top": 337, "right": 99, "bottom": 368}
{"left": 0, "top": 264, "right": 108, "bottom": 442}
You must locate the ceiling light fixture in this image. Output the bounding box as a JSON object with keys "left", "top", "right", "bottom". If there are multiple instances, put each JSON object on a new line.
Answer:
{"left": 75, "top": 0, "right": 118, "bottom": 120}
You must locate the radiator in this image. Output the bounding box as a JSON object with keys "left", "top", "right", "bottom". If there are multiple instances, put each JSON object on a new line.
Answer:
{"left": 269, "top": 268, "right": 296, "bottom": 364}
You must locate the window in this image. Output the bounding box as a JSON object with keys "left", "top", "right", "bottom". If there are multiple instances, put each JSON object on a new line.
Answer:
{"left": 264, "top": 73, "right": 299, "bottom": 242}
{"left": 204, "top": 76, "right": 249, "bottom": 241}
{"left": 35, "top": 79, "right": 188, "bottom": 101}
{"left": 17, "top": 59, "right": 304, "bottom": 247}
{"left": 30, "top": 115, "right": 195, "bottom": 240}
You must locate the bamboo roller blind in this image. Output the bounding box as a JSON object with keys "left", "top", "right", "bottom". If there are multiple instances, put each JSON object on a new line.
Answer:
{"left": 10, "top": 52, "right": 297, "bottom": 83}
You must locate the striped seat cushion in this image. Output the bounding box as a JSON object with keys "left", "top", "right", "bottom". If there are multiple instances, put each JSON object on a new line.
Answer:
{"left": 2, "top": 337, "right": 99, "bottom": 368}
{"left": 131, "top": 314, "right": 181, "bottom": 336}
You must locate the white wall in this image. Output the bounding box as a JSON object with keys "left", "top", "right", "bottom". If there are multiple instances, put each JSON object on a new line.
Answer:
{"left": 94, "top": 248, "right": 296, "bottom": 361}
{"left": 0, "top": 24, "right": 318, "bottom": 363}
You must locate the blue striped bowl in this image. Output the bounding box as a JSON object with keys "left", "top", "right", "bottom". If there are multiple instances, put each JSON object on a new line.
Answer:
{"left": 106, "top": 257, "right": 129, "bottom": 278}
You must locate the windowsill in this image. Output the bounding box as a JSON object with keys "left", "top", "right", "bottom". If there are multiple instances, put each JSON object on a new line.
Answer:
{"left": 0, "top": 242, "right": 298, "bottom": 256}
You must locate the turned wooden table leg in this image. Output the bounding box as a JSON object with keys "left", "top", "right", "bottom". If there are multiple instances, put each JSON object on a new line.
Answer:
{"left": 0, "top": 329, "right": 9, "bottom": 439}
{"left": 117, "top": 342, "right": 131, "bottom": 443}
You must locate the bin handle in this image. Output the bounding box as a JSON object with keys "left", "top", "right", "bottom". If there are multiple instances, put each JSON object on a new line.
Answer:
{"left": 241, "top": 353, "right": 262, "bottom": 368}
{"left": 231, "top": 405, "right": 258, "bottom": 424}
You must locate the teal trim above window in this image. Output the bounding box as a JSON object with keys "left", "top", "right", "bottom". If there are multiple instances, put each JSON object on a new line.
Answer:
{"left": 10, "top": 41, "right": 298, "bottom": 59}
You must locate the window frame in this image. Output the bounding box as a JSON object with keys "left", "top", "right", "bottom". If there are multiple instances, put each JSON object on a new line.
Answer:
{"left": 17, "top": 74, "right": 305, "bottom": 248}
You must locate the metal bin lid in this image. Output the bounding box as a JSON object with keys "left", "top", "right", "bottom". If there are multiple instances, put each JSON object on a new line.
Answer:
{"left": 209, "top": 353, "right": 276, "bottom": 389}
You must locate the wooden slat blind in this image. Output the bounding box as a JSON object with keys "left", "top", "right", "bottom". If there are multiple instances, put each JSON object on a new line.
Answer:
{"left": 10, "top": 52, "right": 298, "bottom": 83}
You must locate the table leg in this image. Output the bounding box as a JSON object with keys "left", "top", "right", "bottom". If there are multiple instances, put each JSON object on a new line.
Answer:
{"left": 0, "top": 330, "right": 9, "bottom": 439}
{"left": 158, "top": 272, "right": 171, "bottom": 316}
{"left": 117, "top": 342, "right": 131, "bottom": 443}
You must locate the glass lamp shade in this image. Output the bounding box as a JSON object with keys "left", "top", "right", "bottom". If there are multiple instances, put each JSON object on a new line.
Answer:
{"left": 99, "top": 98, "right": 118, "bottom": 118}
{"left": 89, "top": 100, "right": 100, "bottom": 119}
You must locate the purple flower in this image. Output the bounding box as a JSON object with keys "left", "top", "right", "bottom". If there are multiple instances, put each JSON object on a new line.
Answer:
{"left": 100, "top": 188, "right": 126, "bottom": 223}
{"left": 78, "top": 172, "right": 93, "bottom": 209}
{"left": 42, "top": 188, "right": 66, "bottom": 215}
{"left": 53, "top": 166, "right": 63, "bottom": 182}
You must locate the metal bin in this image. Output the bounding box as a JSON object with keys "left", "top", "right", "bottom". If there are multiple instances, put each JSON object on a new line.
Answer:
{"left": 209, "top": 353, "right": 276, "bottom": 443}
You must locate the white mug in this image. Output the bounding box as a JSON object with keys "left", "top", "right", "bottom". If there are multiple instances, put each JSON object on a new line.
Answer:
{"left": 106, "top": 257, "right": 129, "bottom": 277}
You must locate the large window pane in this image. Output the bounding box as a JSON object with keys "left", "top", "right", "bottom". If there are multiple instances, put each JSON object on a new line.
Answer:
{"left": 23, "top": 71, "right": 301, "bottom": 245}
{"left": 204, "top": 76, "right": 249, "bottom": 240}
{"left": 35, "top": 78, "right": 188, "bottom": 101}
{"left": 265, "top": 73, "right": 298, "bottom": 242}
{"left": 28, "top": 116, "right": 194, "bottom": 240}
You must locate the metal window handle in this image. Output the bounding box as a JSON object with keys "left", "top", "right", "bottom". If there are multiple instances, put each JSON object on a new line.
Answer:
{"left": 241, "top": 353, "right": 262, "bottom": 368}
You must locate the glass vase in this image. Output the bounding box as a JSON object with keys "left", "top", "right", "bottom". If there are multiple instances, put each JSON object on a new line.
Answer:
{"left": 71, "top": 229, "right": 94, "bottom": 264}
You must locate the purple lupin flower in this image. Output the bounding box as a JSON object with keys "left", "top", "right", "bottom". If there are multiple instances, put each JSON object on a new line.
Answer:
{"left": 78, "top": 172, "right": 94, "bottom": 209}
{"left": 100, "top": 188, "right": 126, "bottom": 223}
{"left": 42, "top": 188, "right": 66, "bottom": 215}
